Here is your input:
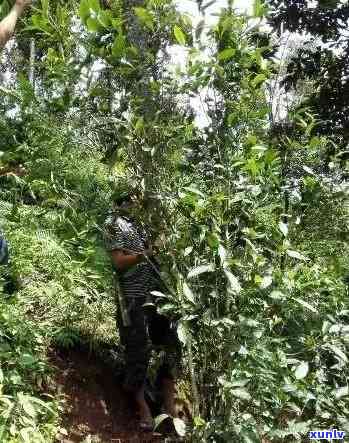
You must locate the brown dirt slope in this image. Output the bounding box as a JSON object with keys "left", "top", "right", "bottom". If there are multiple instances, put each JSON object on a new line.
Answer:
{"left": 51, "top": 348, "right": 170, "bottom": 443}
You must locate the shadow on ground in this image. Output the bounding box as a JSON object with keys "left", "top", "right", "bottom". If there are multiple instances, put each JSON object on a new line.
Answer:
{"left": 50, "top": 347, "right": 171, "bottom": 443}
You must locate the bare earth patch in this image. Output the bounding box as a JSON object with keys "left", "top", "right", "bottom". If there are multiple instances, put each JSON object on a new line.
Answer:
{"left": 50, "top": 348, "right": 169, "bottom": 443}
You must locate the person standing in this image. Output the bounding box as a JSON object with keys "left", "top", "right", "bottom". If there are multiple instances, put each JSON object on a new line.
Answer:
{"left": 0, "top": 0, "right": 31, "bottom": 49}
{"left": 0, "top": 230, "right": 16, "bottom": 295}
{"left": 104, "top": 189, "right": 181, "bottom": 431}
{"left": 0, "top": 231, "right": 9, "bottom": 265}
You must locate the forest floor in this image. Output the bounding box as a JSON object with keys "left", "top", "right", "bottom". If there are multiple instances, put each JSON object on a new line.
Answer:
{"left": 50, "top": 347, "right": 176, "bottom": 443}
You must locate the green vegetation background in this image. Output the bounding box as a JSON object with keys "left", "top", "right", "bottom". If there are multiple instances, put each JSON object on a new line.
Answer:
{"left": 0, "top": 0, "right": 348, "bottom": 441}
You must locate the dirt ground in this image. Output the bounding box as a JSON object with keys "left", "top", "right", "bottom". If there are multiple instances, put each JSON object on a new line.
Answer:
{"left": 50, "top": 348, "right": 178, "bottom": 443}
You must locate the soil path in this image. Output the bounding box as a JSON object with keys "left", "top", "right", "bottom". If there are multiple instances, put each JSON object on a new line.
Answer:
{"left": 51, "top": 348, "right": 171, "bottom": 443}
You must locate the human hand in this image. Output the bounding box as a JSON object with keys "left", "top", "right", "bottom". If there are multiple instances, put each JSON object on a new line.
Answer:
{"left": 144, "top": 246, "right": 153, "bottom": 257}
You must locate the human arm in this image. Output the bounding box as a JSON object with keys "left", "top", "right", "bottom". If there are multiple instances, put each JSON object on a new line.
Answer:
{"left": 104, "top": 214, "right": 154, "bottom": 271}
{"left": 111, "top": 247, "right": 153, "bottom": 271}
{"left": 0, "top": 0, "right": 31, "bottom": 49}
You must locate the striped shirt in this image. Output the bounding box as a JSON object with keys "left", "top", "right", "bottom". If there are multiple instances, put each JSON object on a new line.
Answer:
{"left": 104, "top": 212, "right": 160, "bottom": 300}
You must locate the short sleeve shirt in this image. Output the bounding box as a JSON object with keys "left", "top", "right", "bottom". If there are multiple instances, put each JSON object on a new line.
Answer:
{"left": 103, "top": 212, "right": 158, "bottom": 293}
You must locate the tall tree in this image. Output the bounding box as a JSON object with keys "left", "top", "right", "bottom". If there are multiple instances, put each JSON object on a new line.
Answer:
{"left": 267, "top": 0, "right": 349, "bottom": 146}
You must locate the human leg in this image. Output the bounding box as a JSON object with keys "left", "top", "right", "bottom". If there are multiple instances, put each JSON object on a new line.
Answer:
{"left": 117, "top": 296, "right": 153, "bottom": 429}
{"left": 148, "top": 311, "right": 182, "bottom": 417}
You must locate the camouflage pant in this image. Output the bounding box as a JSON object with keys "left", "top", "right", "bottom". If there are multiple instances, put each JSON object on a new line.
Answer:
{"left": 117, "top": 290, "right": 181, "bottom": 393}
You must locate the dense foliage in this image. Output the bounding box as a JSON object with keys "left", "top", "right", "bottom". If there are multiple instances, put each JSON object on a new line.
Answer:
{"left": 0, "top": 0, "right": 348, "bottom": 441}
{"left": 267, "top": 0, "right": 349, "bottom": 146}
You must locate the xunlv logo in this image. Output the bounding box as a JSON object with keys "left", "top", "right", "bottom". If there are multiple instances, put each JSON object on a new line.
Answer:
{"left": 309, "top": 429, "right": 345, "bottom": 440}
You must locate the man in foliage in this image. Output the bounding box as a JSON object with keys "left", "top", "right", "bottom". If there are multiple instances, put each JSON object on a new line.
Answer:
{"left": 0, "top": 231, "right": 8, "bottom": 265}
{"left": 0, "top": 230, "right": 16, "bottom": 295}
{"left": 104, "top": 189, "right": 181, "bottom": 431}
{"left": 0, "top": 0, "right": 31, "bottom": 49}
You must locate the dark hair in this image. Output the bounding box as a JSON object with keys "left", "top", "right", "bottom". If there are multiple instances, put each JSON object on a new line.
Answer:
{"left": 114, "top": 193, "right": 132, "bottom": 206}
{"left": 113, "top": 188, "right": 141, "bottom": 206}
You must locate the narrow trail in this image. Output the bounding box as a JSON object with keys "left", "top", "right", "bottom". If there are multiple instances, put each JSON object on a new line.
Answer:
{"left": 50, "top": 348, "right": 171, "bottom": 443}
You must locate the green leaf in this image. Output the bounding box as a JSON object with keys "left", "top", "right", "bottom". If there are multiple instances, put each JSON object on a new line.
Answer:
{"left": 285, "top": 420, "right": 310, "bottom": 435}
{"left": 260, "top": 275, "right": 272, "bottom": 289}
{"left": 294, "top": 361, "right": 309, "bottom": 380}
{"left": 221, "top": 318, "right": 236, "bottom": 327}
{"left": 134, "top": 7, "right": 154, "bottom": 30}
{"left": 230, "top": 378, "right": 250, "bottom": 387}
{"left": 227, "top": 113, "right": 237, "bottom": 126}
{"left": 286, "top": 250, "right": 309, "bottom": 261}
{"left": 112, "top": 34, "right": 126, "bottom": 57}
{"left": 193, "top": 416, "right": 206, "bottom": 427}
{"left": 269, "top": 290, "right": 284, "bottom": 300}
{"left": 181, "top": 14, "right": 192, "bottom": 28}
{"left": 231, "top": 388, "right": 251, "bottom": 401}
{"left": 154, "top": 413, "right": 170, "bottom": 430}
{"left": 135, "top": 116, "right": 144, "bottom": 132}
{"left": 86, "top": 17, "right": 100, "bottom": 32}
{"left": 220, "top": 16, "right": 232, "bottom": 35}
{"left": 187, "top": 264, "right": 215, "bottom": 279}
{"left": 244, "top": 157, "right": 260, "bottom": 176}
{"left": 111, "top": 17, "right": 123, "bottom": 32}
{"left": 89, "top": 0, "right": 100, "bottom": 11}
{"left": 292, "top": 297, "right": 317, "bottom": 313}
{"left": 41, "top": 0, "right": 49, "bottom": 17}
{"left": 19, "top": 395, "right": 37, "bottom": 418}
{"left": 279, "top": 221, "right": 288, "bottom": 237}
{"left": 207, "top": 233, "right": 219, "bottom": 249}
{"left": 218, "top": 244, "right": 227, "bottom": 264}
{"left": 303, "top": 165, "right": 316, "bottom": 175}
{"left": 334, "top": 386, "right": 348, "bottom": 399}
{"left": 241, "top": 428, "right": 261, "bottom": 443}
{"left": 224, "top": 270, "right": 241, "bottom": 293}
{"left": 218, "top": 376, "right": 233, "bottom": 388}
{"left": 183, "top": 282, "right": 195, "bottom": 303}
{"left": 9, "top": 423, "right": 16, "bottom": 437}
{"left": 253, "top": 0, "right": 267, "bottom": 17}
{"left": 30, "top": 396, "right": 56, "bottom": 413}
{"left": 98, "top": 10, "right": 112, "bottom": 28}
{"left": 30, "top": 15, "right": 52, "bottom": 34}
{"left": 177, "top": 322, "right": 188, "bottom": 345}
{"left": 183, "top": 186, "right": 205, "bottom": 197}
{"left": 19, "top": 429, "right": 31, "bottom": 443}
{"left": 174, "top": 25, "right": 186, "bottom": 45}
{"left": 20, "top": 353, "right": 36, "bottom": 367}
{"left": 251, "top": 73, "right": 266, "bottom": 88}
{"left": 143, "top": 302, "right": 156, "bottom": 308}
{"left": 322, "top": 320, "right": 331, "bottom": 335}
{"left": 218, "top": 48, "right": 235, "bottom": 61}
{"left": 0, "top": 2, "right": 11, "bottom": 19}
{"left": 329, "top": 344, "right": 348, "bottom": 363}
{"left": 173, "top": 418, "right": 186, "bottom": 436}
{"left": 183, "top": 246, "right": 193, "bottom": 256}
{"left": 158, "top": 303, "right": 176, "bottom": 315}
{"left": 150, "top": 290, "right": 168, "bottom": 299}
